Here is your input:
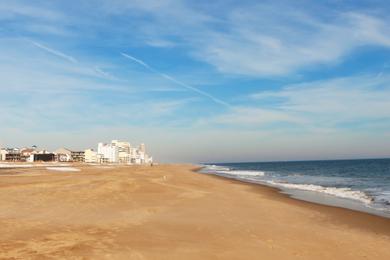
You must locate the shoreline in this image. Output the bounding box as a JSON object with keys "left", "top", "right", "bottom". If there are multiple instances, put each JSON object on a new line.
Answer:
{"left": 197, "top": 162, "right": 390, "bottom": 219}
{"left": 193, "top": 166, "right": 390, "bottom": 236}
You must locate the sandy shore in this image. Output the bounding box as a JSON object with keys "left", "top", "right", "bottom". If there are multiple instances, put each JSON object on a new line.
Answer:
{"left": 0, "top": 164, "right": 389, "bottom": 259}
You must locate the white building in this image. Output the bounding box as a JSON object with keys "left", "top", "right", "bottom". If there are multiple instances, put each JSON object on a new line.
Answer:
{"left": 112, "top": 140, "right": 131, "bottom": 163}
{"left": 54, "top": 148, "right": 72, "bottom": 162}
{"left": 96, "top": 140, "right": 153, "bottom": 164}
{"left": 0, "top": 149, "right": 7, "bottom": 161}
{"left": 97, "top": 142, "right": 119, "bottom": 163}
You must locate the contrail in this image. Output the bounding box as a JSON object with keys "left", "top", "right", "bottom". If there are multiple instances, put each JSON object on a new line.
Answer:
{"left": 121, "top": 52, "right": 230, "bottom": 107}
{"left": 30, "top": 40, "right": 115, "bottom": 81}
{"left": 31, "top": 41, "right": 78, "bottom": 63}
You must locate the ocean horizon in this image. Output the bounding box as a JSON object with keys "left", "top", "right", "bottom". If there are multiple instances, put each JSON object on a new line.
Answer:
{"left": 201, "top": 158, "right": 390, "bottom": 218}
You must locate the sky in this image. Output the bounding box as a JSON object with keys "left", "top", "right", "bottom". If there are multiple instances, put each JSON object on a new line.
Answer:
{"left": 1, "top": 0, "right": 390, "bottom": 163}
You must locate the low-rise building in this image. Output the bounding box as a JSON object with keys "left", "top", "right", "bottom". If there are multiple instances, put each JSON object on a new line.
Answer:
{"left": 20, "top": 148, "right": 36, "bottom": 162}
{"left": 84, "top": 149, "right": 97, "bottom": 163}
{"left": 54, "top": 148, "right": 72, "bottom": 162}
{"left": 71, "top": 151, "right": 85, "bottom": 162}
{"left": 2, "top": 148, "right": 21, "bottom": 161}
{"left": 30, "top": 153, "right": 55, "bottom": 162}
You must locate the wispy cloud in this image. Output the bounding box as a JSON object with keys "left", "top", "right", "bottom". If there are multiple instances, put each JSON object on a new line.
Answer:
{"left": 121, "top": 52, "right": 230, "bottom": 107}
{"left": 0, "top": 1, "right": 64, "bottom": 21}
{"left": 193, "top": 9, "right": 390, "bottom": 77}
{"left": 250, "top": 74, "right": 390, "bottom": 127}
{"left": 252, "top": 75, "right": 390, "bottom": 121}
{"left": 210, "top": 107, "right": 305, "bottom": 126}
{"left": 94, "top": 1, "right": 390, "bottom": 77}
{"left": 195, "top": 73, "right": 390, "bottom": 132}
{"left": 31, "top": 41, "right": 78, "bottom": 63}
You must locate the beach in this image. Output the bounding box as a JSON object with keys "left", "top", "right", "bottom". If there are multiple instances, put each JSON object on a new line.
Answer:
{"left": 0, "top": 164, "right": 390, "bottom": 259}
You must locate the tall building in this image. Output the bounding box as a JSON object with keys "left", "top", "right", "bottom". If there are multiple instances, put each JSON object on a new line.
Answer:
{"left": 112, "top": 140, "right": 131, "bottom": 163}
{"left": 98, "top": 142, "right": 119, "bottom": 163}
{"left": 97, "top": 140, "right": 152, "bottom": 164}
{"left": 139, "top": 143, "right": 146, "bottom": 153}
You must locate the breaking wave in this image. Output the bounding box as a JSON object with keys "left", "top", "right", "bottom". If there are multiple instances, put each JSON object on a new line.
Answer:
{"left": 266, "top": 181, "right": 373, "bottom": 205}
{"left": 204, "top": 165, "right": 265, "bottom": 177}
{"left": 219, "top": 170, "right": 265, "bottom": 177}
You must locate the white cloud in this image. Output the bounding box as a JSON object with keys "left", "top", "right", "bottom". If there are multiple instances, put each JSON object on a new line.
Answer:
{"left": 94, "top": 1, "right": 390, "bottom": 77}
{"left": 194, "top": 10, "right": 390, "bottom": 76}
{"left": 0, "top": 1, "right": 64, "bottom": 21}
{"left": 250, "top": 74, "right": 390, "bottom": 126}
{"left": 195, "top": 74, "right": 390, "bottom": 131}
{"left": 252, "top": 75, "right": 390, "bottom": 120}
{"left": 211, "top": 107, "right": 305, "bottom": 126}
{"left": 6, "top": 1, "right": 390, "bottom": 78}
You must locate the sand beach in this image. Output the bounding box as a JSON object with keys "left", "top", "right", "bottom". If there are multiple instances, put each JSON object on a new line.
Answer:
{"left": 0, "top": 164, "right": 389, "bottom": 259}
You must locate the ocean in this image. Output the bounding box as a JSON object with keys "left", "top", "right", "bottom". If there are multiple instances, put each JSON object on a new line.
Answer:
{"left": 201, "top": 159, "right": 390, "bottom": 218}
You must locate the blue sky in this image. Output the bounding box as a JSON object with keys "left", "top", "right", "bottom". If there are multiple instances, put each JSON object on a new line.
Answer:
{"left": 1, "top": 0, "right": 390, "bottom": 162}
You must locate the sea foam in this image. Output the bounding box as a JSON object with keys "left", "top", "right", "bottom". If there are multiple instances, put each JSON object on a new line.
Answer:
{"left": 219, "top": 170, "right": 265, "bottom": 177}
{"left": 266, "top": 181, "right": 373, "bottom": 205}
{"left": 204, "top": 165, "right": 265, "bottom": 177}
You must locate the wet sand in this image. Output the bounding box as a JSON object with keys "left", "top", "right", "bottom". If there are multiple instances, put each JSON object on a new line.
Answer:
{"left": 0, "top": 164, "right": 389, "bottom": 259}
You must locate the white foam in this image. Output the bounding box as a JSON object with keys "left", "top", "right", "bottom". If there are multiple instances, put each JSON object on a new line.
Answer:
{"left": 205, "top": 165, "right": 230, "bottom": 171}
{"left": 46, "top": 167, "right": 80, "bottom": 172}
{"left": 266, "top": 181, "right": 373, "bottom": 204}
{"left": 219, "top": 170, "right": 265, "bottom": 177}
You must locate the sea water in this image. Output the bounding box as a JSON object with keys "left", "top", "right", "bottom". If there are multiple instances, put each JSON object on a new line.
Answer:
{"left": 201, "top": 159, "right": 390, "bottom": 218}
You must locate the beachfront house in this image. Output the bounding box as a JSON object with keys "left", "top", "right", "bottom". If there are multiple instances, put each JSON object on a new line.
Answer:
{"left": 20, "top": 148, "right": 36, "bottom": 161}
{"left": 54, "top": 148, "right": 72, "bottom": 162}
{"left": 71, "top": 151, "right": 85, "bottom": 162}
{"left": 1, "top": 148, "right": 21, "bottom": 161}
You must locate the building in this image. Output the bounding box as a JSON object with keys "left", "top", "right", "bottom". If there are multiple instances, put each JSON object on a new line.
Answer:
{"left": 53, "top": 148, "right": 85, "bottom": 162}
{"left": 84, "top": 149, "right": 97, "bottom": 163}
{"left": 97, "top": 140, "right": 153, "bottom": 165}
{"left": 97, "top": 142, "right": 119, "bottom": 163}
{"left": 112, "top": 140, "right": 131, "bottom": 163}
{"left": 54, "top": 148, "right": 72, "bottom": 162}
{"left": 31, "top": 153, "right": 55, "bottom": 162}
{"left": 1, "top": 148, "right": 21, "bottom": 161}
{"left": 139, "top": 143, "right": 145, "bottom": 153}
{"left": 0, "top": 148, "right": 8, "bottom": 161}
{"left": 71, "top": 151, "right": 85, "bottom": 162}
{"left": 0, "top": 141, "right": 153, "bottom": 164}
{"left": 20, "top": 148, "right": 36, "bottom": 161}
